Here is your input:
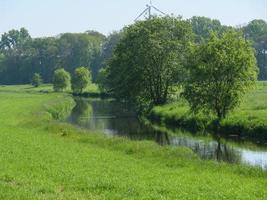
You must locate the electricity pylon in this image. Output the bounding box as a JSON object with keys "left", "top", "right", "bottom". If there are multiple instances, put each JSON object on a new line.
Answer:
{"left": 135, "top": 1, "right": 167, "bottom": 21}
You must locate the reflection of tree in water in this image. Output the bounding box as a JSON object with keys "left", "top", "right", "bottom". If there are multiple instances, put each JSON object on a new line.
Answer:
{"left": 155, "top": 130, "right": 170, "bottom": 145}
{"left": 69, "top": 98, "right": 242, "bottom": 165}
{"left": 105, "top": 116, "right": 171, "bottom": 143}
{"left": 166, "top": 132, "right": 242, "bottom": 164}
{"left": 213, "top": 136, "right": 242, "bottom": 164}
{"left": 70, "top": 98, "right": 172, "bottom": 143}
{"left": 188, "top": 135, "right": 242, "bottom": 164}
{"left": 69, "top": 98, "right": 92, "bottom": 125}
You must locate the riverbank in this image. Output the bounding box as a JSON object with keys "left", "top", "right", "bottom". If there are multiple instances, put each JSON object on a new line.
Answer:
{"left": 0, "top": 85, "right": 267, "bottom": 199}
{"left": 149, "top": 81, "right": 267, "bottom": 144}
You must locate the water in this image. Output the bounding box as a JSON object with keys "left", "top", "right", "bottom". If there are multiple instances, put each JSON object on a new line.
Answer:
{"left": 68, "top": 97, "right": 267, "bottom": 169}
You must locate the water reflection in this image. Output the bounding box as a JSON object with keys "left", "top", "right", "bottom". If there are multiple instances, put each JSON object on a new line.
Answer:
{"left": 68, "top": 97, "right": 267, "bottom": 169}
{"left": 168, "top": 134, "right": 241, "bottom": 164}
{"left": 70, "top": 97, "right": 92, "bottom": 125}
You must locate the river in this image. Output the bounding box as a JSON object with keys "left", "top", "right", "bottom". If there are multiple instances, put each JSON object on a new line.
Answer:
{"left": 68, "top": 97, "right": 267, "bottom": 169}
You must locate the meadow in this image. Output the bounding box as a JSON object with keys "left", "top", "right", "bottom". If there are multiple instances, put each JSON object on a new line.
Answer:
{"left": 150, "top": 82, "right": 267, "bottom": 142}
{"left": 0, "top": 85, "right": 266, "bottom": 199}
{"left": 0, "top": 84, "right": 99, "bottom": 94}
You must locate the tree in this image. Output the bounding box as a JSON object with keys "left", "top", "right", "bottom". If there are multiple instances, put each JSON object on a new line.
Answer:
{"left": 106, "top": 17, "right": 193, "bottom": 111}
{"left": 85, "top": 31, "right": 106, "bottom": 81}
{"left": 91, "top": 31, "right": 123, "bottom": 83}
{"left": 70, "top": 98, "right": 92, "bottom": 125}
{"left": 30, "top": 37, "right": 59, "bottom": 83}
{"left": 189, "top": 16, "right": 229, "bottom": 43}
{"left": 243, "top": 19, "right": 267, "bottom": 40}
{"left": 243, "top": 20, "right": 267, "bottom": 80}
{"left": 71, "top": 67, "right": 91, "bottom": 94}
{"left": 31, "top": 73, "right": 42, "bottom": 87}
{"left": 0, "top": 28, "right": 32, "bottom": 84}
{"left": 0, "top": 29, "right": 60, "bottom": 84}
{"left": 99, "top": 32, "right": 123, "bottom": 67}
{"left": 96, "top": 68, "right": 108, "bottom": 93}
{"left": 0, "top": 28, "right": 105, "bottom": 85}
{"left": 58, "top": 32, "right": 105, "bottom": 81}
{"left": 183, "top": 31, "right": 257, "bottom": 120}
{"left": 53, "top": 68, "right": 71, "bottom": 92}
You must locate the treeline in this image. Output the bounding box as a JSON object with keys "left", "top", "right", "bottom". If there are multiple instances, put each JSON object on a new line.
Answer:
{"left": 0, "top": 16, "right": 266, "bottom": 86}
{"left": 0, "top": 29, "right": 122, "bottom": 84}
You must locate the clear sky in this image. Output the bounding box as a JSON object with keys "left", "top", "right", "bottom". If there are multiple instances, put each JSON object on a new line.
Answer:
{"left": 1, "top": 0, "right": 267, "bottom": 37}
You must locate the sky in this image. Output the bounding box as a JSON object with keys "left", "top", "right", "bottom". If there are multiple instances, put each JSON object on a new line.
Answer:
{"left": 1, "top": 0, "right": 267, "bottom": 37}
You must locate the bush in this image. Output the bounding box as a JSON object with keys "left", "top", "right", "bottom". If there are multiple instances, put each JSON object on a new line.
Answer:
{"left": 31, "top": 73, "right": 42, "bottom": 87}
{"left": 71, "top": 67, "right": 91, "bottom": 94}
{"left": 53, "top": 68, "right": 71, "bottom": 92}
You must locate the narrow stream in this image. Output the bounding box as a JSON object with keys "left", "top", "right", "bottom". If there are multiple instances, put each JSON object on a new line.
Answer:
{"left": 68, "top": 97, "right": 267, "bottom": 169}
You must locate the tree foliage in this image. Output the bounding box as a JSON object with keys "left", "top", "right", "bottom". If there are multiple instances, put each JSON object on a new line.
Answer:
{"left": 31, "top": 73, "right": 42, "bottom": 87}
{"left": 0, "top": 18, "right": 267, "bottom": 84}
{"left": 0, "top": 29, "right": 105, "bottom": 84}
{"left": 243, "top": 19, "right": 267, "bottom": 80}
{"left": 57, "top": 32, "right": 104, "bottom": 79}
{"left": 99, "top": 32, "right": 123, "bottom": 68}
{"left": 183, "top": 31, "right": 258, "bottom": 119}
{"left": 189, "top": 16, "right": 230, "bottom": 43}
{"left": 0, "top": 28, "right": 32, "bottom": 84}
{"left": 71, "top": 67, "right": 91, "bottom": 94}
{"left": 96, "top": 68, "right": 108, "bottom": 93}
{"left": 53, "top": 68, "right": 71, "bottom": 92}
{"left": 106, "top": 17, "right": 193, "bottom": 111}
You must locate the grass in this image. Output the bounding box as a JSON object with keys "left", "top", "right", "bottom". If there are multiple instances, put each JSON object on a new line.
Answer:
{"left": 0, "top": 83, "right": 100, "bottom": 94}
{"left": 150, "top": 82, "right": 267, "bottom": 141}
{"left": 0, "top": 85, "right": 267, "bottom": 199}
{"left": 0, "top": 84, "right": 54, "bottom": 93}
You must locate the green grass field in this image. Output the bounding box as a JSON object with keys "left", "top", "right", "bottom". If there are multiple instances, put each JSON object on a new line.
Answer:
{"left": 0, "top": 83, "right": 99, "bottom": 94}
{"left": 0, "top": 85, "right": 267, "bottom": 199}
{"left": 151, "top": 82, "right": 267, "bottom": 140}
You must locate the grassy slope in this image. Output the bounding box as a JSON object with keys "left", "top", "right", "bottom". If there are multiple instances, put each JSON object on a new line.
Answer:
{"left": 0, "top": 86, "right": 267, "bottom": 199}
{"left": 151, "top": 82, "right": 267, "bottom": 137}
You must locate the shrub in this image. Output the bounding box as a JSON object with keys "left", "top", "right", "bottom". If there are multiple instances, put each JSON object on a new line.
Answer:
{"left": 53, "top": 68, "right": 71, "bottom": 92}
{"left": 31, "top": 73, "right": 42, "bottom": 87}
{"left": 71, "top": 67, "right": 91, "bottom": 94}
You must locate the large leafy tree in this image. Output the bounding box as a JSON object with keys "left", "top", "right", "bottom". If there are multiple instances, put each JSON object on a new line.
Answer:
{"left": 183, "top": 31, "right": 257, "bottom": 120}
{"left": 106, "top": 17, "right": 193, "bottom": 111}
{"left": 71, "top": 67, "right": 91, "bottom": 94}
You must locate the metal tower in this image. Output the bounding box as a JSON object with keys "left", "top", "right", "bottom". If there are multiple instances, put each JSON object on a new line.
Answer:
{"left": 134, "top": 1, "right": 167, "bottom": 21}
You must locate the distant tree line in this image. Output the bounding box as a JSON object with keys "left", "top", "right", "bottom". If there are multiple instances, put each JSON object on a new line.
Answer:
{"left": 0, "top": 17, "right": 266, "bottom": 86}
{"left": 0, "top": 28, "right": 120, "bottom": 84}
